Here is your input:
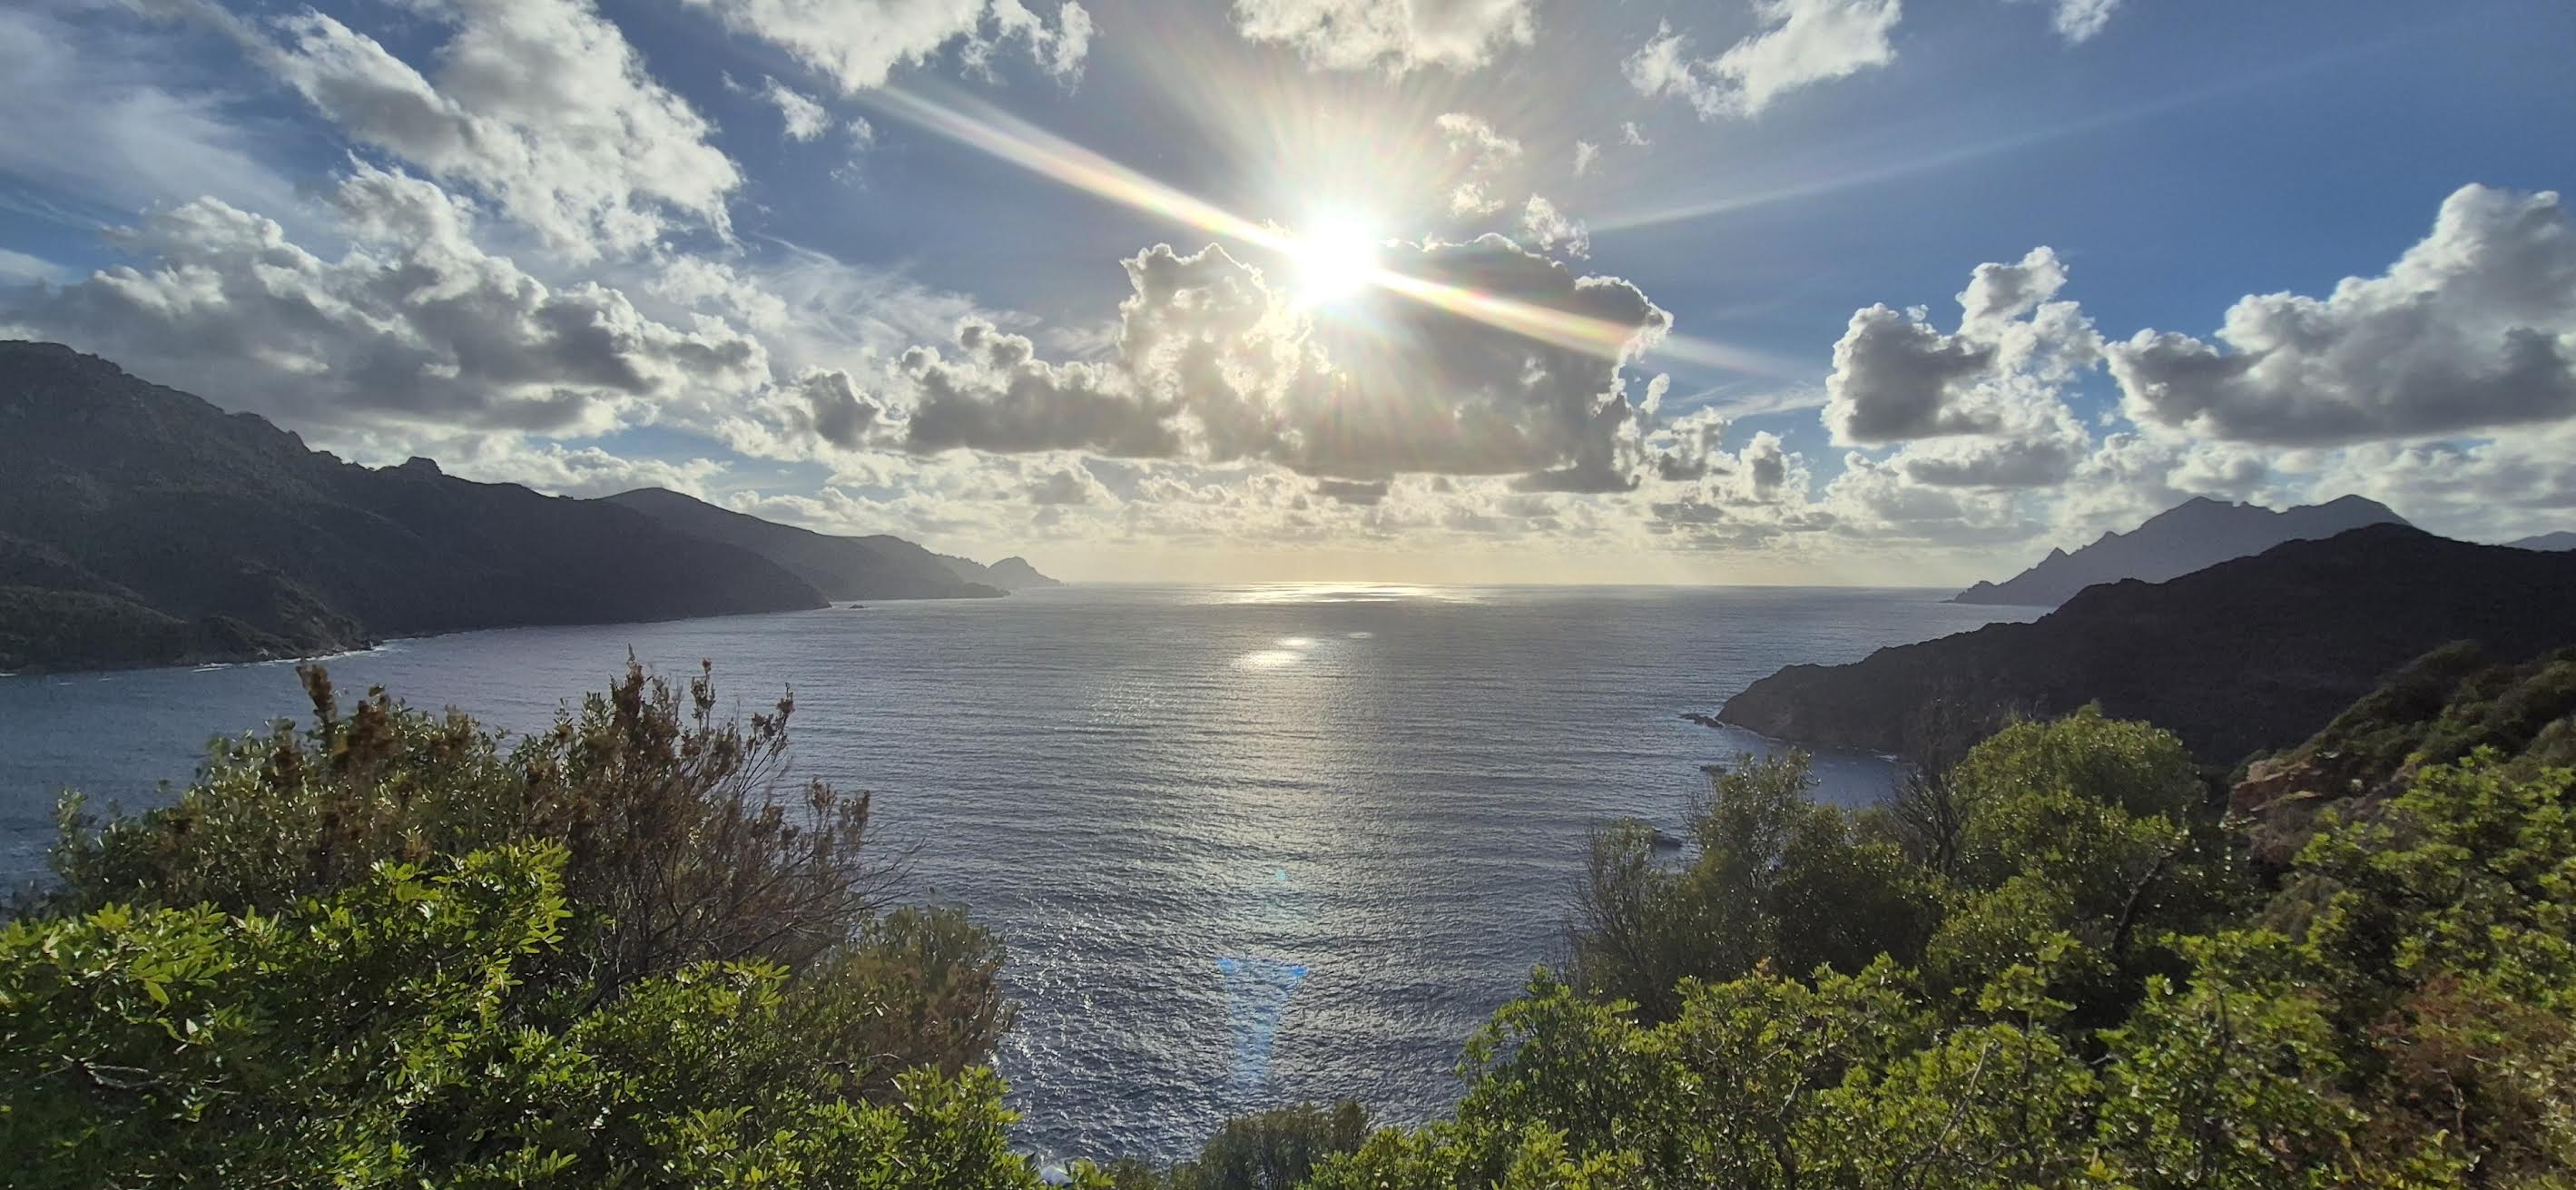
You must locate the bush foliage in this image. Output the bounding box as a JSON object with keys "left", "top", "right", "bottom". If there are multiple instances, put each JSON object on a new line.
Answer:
{"left": 9, "top": 661, "right": 2575, "bottom": 1187}
{"left": 1314, "top": 710, "right": 2576, "bottom": 1188}
{"left": 5, "top": 663, "right": 1061, "bottom": 1188}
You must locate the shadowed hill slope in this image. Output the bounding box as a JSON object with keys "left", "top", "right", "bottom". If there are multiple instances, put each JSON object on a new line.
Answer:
{"left": 605, "top": 487, "right": 1007, "bottom": 601}
{"left": 1721, "top": 525, "right": 2576, "bottom": 763}
{"left": 1951, "top": 496, "right": 2410, "bottom": 606}
{"left": 0, "top": 341, "right": 825, "bottom": 671}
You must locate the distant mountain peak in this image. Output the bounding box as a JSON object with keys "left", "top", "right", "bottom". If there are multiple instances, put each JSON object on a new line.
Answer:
{"left": 1951, "top": 495, "right": 2413, "bottom": 607}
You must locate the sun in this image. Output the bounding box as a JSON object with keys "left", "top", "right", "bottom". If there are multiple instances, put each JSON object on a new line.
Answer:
{"left": 1287, "top": 213, "right": 1382, "bottom": 306}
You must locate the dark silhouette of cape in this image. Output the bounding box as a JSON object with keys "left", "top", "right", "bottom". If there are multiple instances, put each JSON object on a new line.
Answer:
{"left": 1950, "top": 496, "right": 2410, "bottom": 606}
{"left": 0, "top": 342, "right": 1055, "bottom": 672}
{"left": 1719, "top": 525, "right": 2576, "bottom": 764}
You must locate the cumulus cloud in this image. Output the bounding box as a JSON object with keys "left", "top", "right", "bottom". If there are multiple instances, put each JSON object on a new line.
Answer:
{"left": 881, "top": 235, "right": 1676, "bottom": 494}
{"left": 683, "top": 0, "right": 1092, "bottom": 93}
{"left": 1026, "top": 464, "right": 1107, "bottom": 505}
{"left": 1825, "top": 246, "right": 2099, "bottom": 449}
{"left": 1625, "top": 1, "right": 1901, "bottom": 120}
{"left": 900, "top": 319, "right": 1179, "bottom": 456}
{"left": 794, "top": 369, "right": 885, "bottom": 449}
{"left": 1233, "top": 0, "right": 1535, "bottom": 74}
{"left": 2109, "top": 184, "right": 2576, "bottom": 446}
{"left": 5, "top": 164, "right": 767, "bottom": 436}
{"left": 172, "top": 0, "right": 744, "bottom": 260}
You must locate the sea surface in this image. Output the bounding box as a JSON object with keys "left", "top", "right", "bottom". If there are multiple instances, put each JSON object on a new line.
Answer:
{"left": 0, "top": 584, "right": 2036, "bottom": 1165}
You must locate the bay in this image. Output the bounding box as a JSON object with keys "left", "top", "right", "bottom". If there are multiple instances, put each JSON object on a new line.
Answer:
{"left": 0, "top": 583, "right": 2036, "bottom": 1165}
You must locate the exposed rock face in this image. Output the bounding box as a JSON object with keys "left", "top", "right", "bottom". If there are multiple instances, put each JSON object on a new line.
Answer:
{"left": 2227, "top": 643, "right": 2576, "bottom": 866}
{"left": 1951, "top": 496, "right": 2411, "bottom": 606}
{"left": 1717, "top": 526, "right": 2576, "bottom": 764}
{"left": 0, "top": 341, "right": 825, "bottom": 672}
{"left": 605, "top": 488, "right": 1007, "bottom": 601}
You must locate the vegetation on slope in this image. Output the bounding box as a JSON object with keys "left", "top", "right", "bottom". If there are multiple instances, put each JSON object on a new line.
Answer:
{"left": 10, "top": 656, "right": 2576, "bottom": 1187}
{"left": 1287, "top": 712, "right": 2576, "bottom": 1187}
{"left": 3, "top": 663, "right": 1063, "bottom": 1187}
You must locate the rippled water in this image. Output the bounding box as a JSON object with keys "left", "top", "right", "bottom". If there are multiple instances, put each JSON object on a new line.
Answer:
{"left": 0, "top": 584, "right": 2034, "bottom": 1165}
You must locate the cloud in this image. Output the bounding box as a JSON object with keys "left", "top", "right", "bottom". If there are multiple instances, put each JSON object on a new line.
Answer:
{"left": 0, "top": 5, "right": 303, "bottom": 222}
{"left": 432, "top": 440, "right": 732, "bottom": 499}
{"left": 178, "top": 0, "right": 744, "bottom": 261}
{"left": 1027, "top": 464, "right": 1107, "bottom": 505}
{"left": 1313, "top": 477, "right": 1390, "bottom": 505}
{"left": 1436, "top": 112, "right": 1523, "bottom": 218}
{"left": 760, "top": 76, "right": 832, "bottom": 141}
{"left": 900, "top": 319, "right": 1179, "bottom": 456}
{"left": 6, "top": 164, "right": 768, "bottom": 437}
{"left": 795, "top": 369, "right": 884, "bottom": 448}
{"left": 883, "top": 235, "right": 1676, "bottom": 493}
{"left": 683, "top": 0, "right": 1092, "bottom": 93}
{"left": 2025, "top": 0, "right": 2121, "bottom": 44}
{"left": 1233, "top": 0, "right": 1535, "bottom": 74}
{"left": 1626, "top": 1, "right": 1901, "bottom": 120}
{"left": 1519, "top": 195, "right": 1589, "bottom": 259}
{"left": 1572, "top": 141, "right": 1599, "bottom": 176}
{"left": 1825, "top": 246, "right": 2099, "bottom": 447}
{"left": 2109, "top": 184, "right": 2576, "bottom": 446}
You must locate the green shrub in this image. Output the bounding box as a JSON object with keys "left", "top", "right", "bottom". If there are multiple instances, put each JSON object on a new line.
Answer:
{"left": 44, "top": 660, "right": 890, "bottom": 995}
{"left": 0, "top": 846, "right": 1061, "bottom": 1188}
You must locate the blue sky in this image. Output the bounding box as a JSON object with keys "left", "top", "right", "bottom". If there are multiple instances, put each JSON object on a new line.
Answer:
{"left": 3, "top": 0, "right": 2572, "bottom": 583}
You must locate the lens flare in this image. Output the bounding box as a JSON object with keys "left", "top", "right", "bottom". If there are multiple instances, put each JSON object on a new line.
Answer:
{"left": 862, "top": 86, "right": 1793, "bottom": 377}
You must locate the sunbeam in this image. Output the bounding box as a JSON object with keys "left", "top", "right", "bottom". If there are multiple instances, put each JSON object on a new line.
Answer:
{"left": 863, "top": 85, "right": 1794, "bottom": 377}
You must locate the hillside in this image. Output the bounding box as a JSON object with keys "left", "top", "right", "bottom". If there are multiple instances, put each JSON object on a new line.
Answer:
{"left": 937, "top": 551, "right": 1062, "bottom": 592}
{"left": 605, "top": 487, "right": 1011, "bottom": 600}
{"left": 2511, "top": 530, "right": 2576, "bottom": 551}
{"left": 2230, "top": 641, "right": 2576, "bottom": 863}
{"left": 1718, "top": 525, "right": 2576, "bottom": 763}
{"left": 0, "top": 342, "right": 825, "bottom": 671}
{"left": 1950, "top": 495, "right": 2409, "bottom": 605}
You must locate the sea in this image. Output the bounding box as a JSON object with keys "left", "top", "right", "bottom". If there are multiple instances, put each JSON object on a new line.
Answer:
{"left": 0, "top": 583, "right": 2036, "bottom": 1166}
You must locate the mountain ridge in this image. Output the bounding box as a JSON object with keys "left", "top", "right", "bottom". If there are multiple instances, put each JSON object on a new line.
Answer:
{"left": 1719, "top": 524, "right": 2576, "bottom": 763}
{"left": 602, "top": 487, "right": 1020, "bottom": 601}
{"left": 1951, "top": 495, "right": 2411, "bottom": 606}
{"left": 0, "top": 341, "right": 1051, "bottom": 673}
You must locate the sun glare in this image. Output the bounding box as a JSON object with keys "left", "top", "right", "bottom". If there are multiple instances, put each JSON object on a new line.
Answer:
{"left": 1289, "top": 215, "right": 1381, "bottom": 305}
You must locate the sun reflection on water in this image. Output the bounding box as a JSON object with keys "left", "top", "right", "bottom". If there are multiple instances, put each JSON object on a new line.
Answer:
{"left": 1215, "top": 583, "right": 1478, "bottom": 605}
